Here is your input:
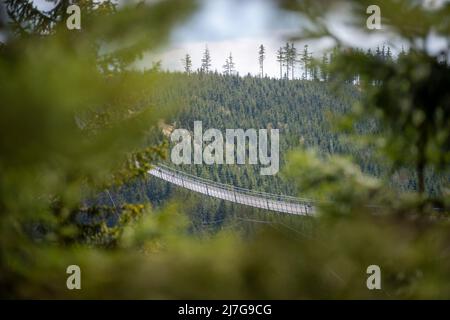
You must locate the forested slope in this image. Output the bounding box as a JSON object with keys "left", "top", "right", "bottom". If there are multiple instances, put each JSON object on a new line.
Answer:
{"left": 112, "top": 72, "right": 446, "bottom": 225}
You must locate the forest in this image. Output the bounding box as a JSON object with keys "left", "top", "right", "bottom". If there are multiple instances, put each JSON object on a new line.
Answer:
{"left": 110, "top": 69, "right": 447, "bottom": 232}
{"left": 1, "top": 0, "right": 449, "bottom": 299}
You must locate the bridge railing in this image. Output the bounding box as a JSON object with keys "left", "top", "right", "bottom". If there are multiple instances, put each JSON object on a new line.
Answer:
{"left": 156, "top": 164, "right": 314, "bottom": 202}
{"left": 148, "top": 164, "right": 316, "bottom": 216}
{"left": 149, "top": 164, "right": 444, "bottom": 216}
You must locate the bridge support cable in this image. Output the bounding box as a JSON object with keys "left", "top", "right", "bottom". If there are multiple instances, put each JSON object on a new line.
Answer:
{"left": 148, "top": 165, "right": 316, "bottom": 216}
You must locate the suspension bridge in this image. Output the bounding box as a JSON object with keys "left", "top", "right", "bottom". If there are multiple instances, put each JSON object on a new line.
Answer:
{"left": 148, "top": 165, "right": 315, "bottom": 216}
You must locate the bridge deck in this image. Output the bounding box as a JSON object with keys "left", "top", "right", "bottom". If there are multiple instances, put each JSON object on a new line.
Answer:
{"left": 148, "top": 165, "right": 315, "bottom": 216}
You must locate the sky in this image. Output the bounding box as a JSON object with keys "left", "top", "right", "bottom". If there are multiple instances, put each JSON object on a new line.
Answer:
{"left": 29, "top": 0, "right": 449, "bottom": 78}
{"left": 135, "top": 0, "right": 301, "bottom": 77}
{"left": 135, "top": 0, "right": 404, "bottom": 77}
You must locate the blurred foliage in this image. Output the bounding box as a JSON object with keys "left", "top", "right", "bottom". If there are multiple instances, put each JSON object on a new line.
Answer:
{"left": 1, "top": 0, "right": 450, "bottom": 299}
{"left": 0, "top": 0, "right": 199, "bottom": 297}
{"left": 278, "top": 0, "right": 450, "bottom": 193}
{"left": 4, "top": 194, "right": 450, "bottom": 299}
{"left": 327, "top": 48, "right": 449, "bottom": 196}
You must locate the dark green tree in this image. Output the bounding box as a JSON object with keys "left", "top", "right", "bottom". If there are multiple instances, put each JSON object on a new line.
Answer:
{"left": 276, "top": 47, "right": 284, "bottom": 79}
{"left": 300, "top": 44, "right": 310, "bottom": 80}
{"left": 223, "top": 52, "right": 235, "bottom": 75}
{"left": 201, "top": 45, "right": 212, "bottom": 73}
{"left": 289, "top": 43, "right": 298, "bottom": 79}
{"left": 258, "top": 44, "right": 266, "bottom": 77}
{"left": 182, "top": 53, "right": 193, "bottom": 74}
{"left": 277, "top": 0, "right": 450, "bottom": 199}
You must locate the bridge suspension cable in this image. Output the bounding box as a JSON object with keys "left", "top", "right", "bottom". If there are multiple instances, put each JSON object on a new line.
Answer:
{"left": 148, "top": 164, "right": 315, "bottom": 216}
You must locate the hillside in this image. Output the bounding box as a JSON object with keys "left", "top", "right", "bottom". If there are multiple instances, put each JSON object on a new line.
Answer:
{"left": 110, "top": 72, "right": 446, "bottom": 229}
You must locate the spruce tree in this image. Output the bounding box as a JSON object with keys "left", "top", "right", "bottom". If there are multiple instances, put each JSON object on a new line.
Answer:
{"left": 222, "top": 52, "right": 235, "bottom": 75}
{"left": 276, "top": 47, "right": 284, "bottom": 79}
{"left": 321, "top": 52, "right": 329, "bottom": 81}
{"left": 201, "top": 46, "right": 212, "bottom": 73}
{"left": 301, "top": 45, "right": 309, "bottom": 80}
{"left": 289, "top": 43, "right": 297, "bottom": 80}
{"left": 182, "top": 53, "right": 192, "bottom": 74}
{"left": 258, "top": 44, "right": 266, "bottom": 78}
{"left": 283, "top": 42, "right": 291, "bottom": 79}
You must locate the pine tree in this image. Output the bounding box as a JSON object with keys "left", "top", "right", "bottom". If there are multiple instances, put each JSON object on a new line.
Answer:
{"left": 258, "top": 44, "right": 266, "bottom": 78}
{"left": 229, "top": 52, "right": 235, "bottom": 75}
{"left": 201, "top": 46, "right": 212, "bottom": 73}
{"left": 222, "top": 52, "right": 235, "bottom": 75}
{"left": 375, "top": 46, "right": 381, "bottom": 59}
{"left": 310, "top": 53, "right": 319, "bottom": 81}
{"left": 181, "top": 53, "right": 192, "bottom": 74}
{"left": 289, "top": 43, "right": 297, "bottom": 80}
{"left": 283, "top": 42, "right": 291, "bottom": 79}
{"left": 386, "top": 46, "right": 392, "bottom": 60}
{"left": 321, "top": 52, "right": 329, "bottom": 81}
{"left": 276, "top": 47, "right": 284, "bottom": 79}
{"left": 301, "top": 45, "right": 309, "bottom": 80}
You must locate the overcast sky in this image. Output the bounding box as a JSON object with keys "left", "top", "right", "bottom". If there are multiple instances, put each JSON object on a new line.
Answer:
{"left": 30, "top": 0, "right": 448, "bottom": 78}
{"left": 135, "top": 0, "right": 406, "bottom": 77}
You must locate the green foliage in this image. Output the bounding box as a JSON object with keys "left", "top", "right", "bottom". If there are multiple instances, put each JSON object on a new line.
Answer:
{"left": 118, "top": 70, "right": 446, "bottom": 228}
{"left": 277, "top": 0, "right": 450, "bottom": 196}
{"left": 4, "top": 199, "right": 450, "bottom": 299}
{"left": 0, "top": 0, "right": 198, "bottom": 296}
{"left": 1, "top": 0, "right": 450, "bottom": 300}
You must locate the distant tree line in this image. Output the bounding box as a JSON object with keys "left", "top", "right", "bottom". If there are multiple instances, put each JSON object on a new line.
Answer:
{"left": 180, "top": 43, "right": 408, "bottom": 82}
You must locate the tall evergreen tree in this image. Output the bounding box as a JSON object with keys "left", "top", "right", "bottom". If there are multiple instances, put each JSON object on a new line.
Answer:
{"left": 222, "top": 52, "right": 235, "bottom": 75}
{"left": 321, "top": 52, "right": 329, "bottom": 81}
{"left": 386, "top": 46, "right": 392, "bottom": 60}
{"left": 276, "top": 47, "right": 284, "bottom": 79}
{"left": 289, "top": 43, "right": 297, "bottom": 79}
{"left": 375, "top": 46, "right": 381, "bottom": 59}
{"left": 182, "top": 53, "right": 192, "bottom": 74}
{"left": 258, "top": 44, "right": 266, "bottom": 78}
{"left": 300, "top": 45, "right": 310, "bottom": 80}
{"left": 310, "top": 52, "right": 319, "bottom": 81}
{"left": 283, "top": 42, "right": 291, "bottom": 79}
{"left": 201, "top": 46, "right": 212, "bottom": 73}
